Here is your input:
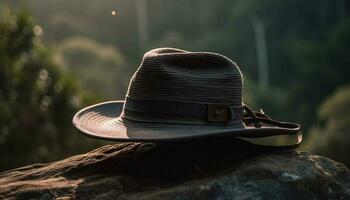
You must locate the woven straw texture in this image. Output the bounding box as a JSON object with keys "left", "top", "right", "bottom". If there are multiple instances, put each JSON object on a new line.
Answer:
{"left": 127, "top": 48, "right": 243, "bottom": 106}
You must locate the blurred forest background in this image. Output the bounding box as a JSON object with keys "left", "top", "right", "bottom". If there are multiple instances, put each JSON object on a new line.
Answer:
{"left": 0, "top": 0, "right": 349, "bottom": 171}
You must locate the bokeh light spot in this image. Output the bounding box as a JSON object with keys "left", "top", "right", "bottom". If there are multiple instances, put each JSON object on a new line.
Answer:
{"left": 39, "top": 69, "right": 49, "bottom": 80}
{"left": 33, "top": 25, "right": 43, "bottom": 36}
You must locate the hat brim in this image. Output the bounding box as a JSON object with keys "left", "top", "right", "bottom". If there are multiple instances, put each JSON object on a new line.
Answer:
{"left": 73, "top": 101, "right": 302, "bottom": 146}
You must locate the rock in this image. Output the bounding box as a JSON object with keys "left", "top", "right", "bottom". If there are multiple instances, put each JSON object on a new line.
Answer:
{"left": 0, "top": 138, "right": 349, "bottom": 200}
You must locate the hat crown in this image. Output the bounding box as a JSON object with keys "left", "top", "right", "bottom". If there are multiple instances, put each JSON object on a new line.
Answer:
{"left": 126, "top": 48, "right": 243, "bottom": 107}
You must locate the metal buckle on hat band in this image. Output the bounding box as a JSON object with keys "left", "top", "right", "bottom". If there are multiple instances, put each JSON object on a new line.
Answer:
{"left": 207, "top": 104, "right": 230, "bottom": 123}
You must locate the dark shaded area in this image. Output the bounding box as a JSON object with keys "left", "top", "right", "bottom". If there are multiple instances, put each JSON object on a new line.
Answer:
{"left": 95, "top": 139, "right": 291, "bottom": 180}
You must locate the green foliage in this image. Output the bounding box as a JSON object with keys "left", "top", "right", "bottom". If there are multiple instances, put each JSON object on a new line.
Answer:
{"left": 303, "top": 85, "right": 350, "bottom": 166}
{"left": 0, "top": 9, "right": 103, "bottom": 171}
{"left": 57, "top": 36, "right": 128, "bottom": 99}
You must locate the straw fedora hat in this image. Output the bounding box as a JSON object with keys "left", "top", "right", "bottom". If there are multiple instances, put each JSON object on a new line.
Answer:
{"left": 73, "top": 48, "right": 302, "bottom": 147}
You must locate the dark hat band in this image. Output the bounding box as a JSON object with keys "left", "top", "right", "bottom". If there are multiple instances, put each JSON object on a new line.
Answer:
{"left": 123, "top": 97, "right": 244, "bottom": 124}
